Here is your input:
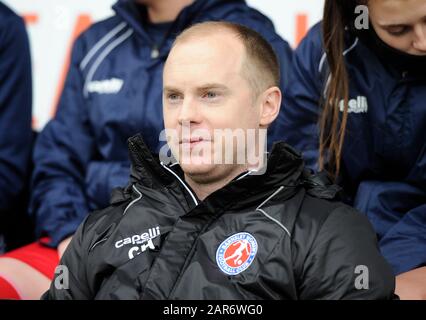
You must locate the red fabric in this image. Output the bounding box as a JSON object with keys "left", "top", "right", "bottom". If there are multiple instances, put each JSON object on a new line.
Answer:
{"left": 3, "top": 239, "right": 59, "bottom": 279}
{"left": 0, "top": 276, "right": 21, "bottom": 299}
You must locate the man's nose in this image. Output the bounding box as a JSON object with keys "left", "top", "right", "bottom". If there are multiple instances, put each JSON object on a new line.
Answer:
{"left": 412, "top": 24, "right": 426, "bottom": 52}
{"left": 178, "top": 97, "right": 201, "bottom": 125}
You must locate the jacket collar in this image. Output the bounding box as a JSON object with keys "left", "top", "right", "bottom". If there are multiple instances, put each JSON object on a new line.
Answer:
{"left": 112, "top": 0, "right": 246, "bottom": 52}
{"left": 348, "top": 27, "right": 426, "bottom": 80}
{"left": 126, "top": 133, "right": 306, "bottom": 211}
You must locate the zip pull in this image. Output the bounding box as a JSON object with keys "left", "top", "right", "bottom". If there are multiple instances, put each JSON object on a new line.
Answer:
{"left": 151, "top": 45, "right": 159, "bottom": 59}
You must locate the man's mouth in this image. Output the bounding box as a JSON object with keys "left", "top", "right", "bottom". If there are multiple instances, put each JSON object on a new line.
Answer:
{"left": 179, "top": 137, "right": 212, "bottom": 148}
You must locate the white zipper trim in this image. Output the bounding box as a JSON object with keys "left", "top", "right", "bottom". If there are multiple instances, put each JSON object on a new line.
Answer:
{"left": 318, "top": 37, "right": 359, "bottom": 73}
{"left": 257, "top": 186, "right": 285, "bottom": 209}
{"left": 343, "top": 37, "right": 359, "bottom": 56}
{"left": 79, "top": 22, "right": 127, "bottom": 71}
{"left": 256, "top": 186, "right": 292, "bottom": 237}
{"left": 322, "top": 74, "right": 331, "bottom": 99}
{"left": 318, "top": 52, "right": 327, "bottom": 73}
{"left": 236, "top": 170, "right": 257, "bottom": 181}
{"left": 256, "top": 208, "right": 291, "bottom": 237}
{"left": 321, "top": 38, "right": 358, "bottom": 98}
{"left": 89, "top": 237, "right": 108, "bottom": 251}
{"left": 91, "top": 184, "right": 142, "bottom": 249}
{"left": 160, "top": 162, "right": 199, "bottom": 206}
{"left": 83, "top": 28, "right": 134, "bottom": 97}
{"left": 123, "top": 184, "right": 143, "bottom": 215}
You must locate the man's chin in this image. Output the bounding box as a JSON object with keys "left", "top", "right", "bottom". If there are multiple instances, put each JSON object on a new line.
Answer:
{"left": 179, "top": 162, "right": 216, "bottom": 176}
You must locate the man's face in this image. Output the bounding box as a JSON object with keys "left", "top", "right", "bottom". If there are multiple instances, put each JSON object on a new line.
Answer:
{"left": 369, "top": 0, "right": 426, "bottom": 55}
{"left": 162, "top": 32, "right": 263, "bottom": 183}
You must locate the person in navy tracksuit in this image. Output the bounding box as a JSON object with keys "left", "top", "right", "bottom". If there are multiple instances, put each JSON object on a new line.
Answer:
{"left": 0, "top": 3, "right": 33, "bottom": 253}
{"left": 0, "top": 0, "right": 293, "bottom": 299}
{"left": 278, "top": 0, "right": 426, "bottom": 299}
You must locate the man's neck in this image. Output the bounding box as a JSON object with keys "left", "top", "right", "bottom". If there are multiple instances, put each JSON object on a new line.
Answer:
{"left": 184, "top": 166, "right": 247, "bottom": 201}
{"left": 141, "top": 0, "right": 194, "bottom": 23}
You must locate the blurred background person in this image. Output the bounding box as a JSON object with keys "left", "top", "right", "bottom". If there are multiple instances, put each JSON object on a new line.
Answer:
{"left": 279, "top": 0, "right": 426, "bottom": 299}
{"left": 0, "top": 0, "right": 293, "bottom": 299}
{"left": 0, "top": 1, "right": 34, "bottom": 299}
{"left": 0, "top": 2, "right": 33, "bottom": 254}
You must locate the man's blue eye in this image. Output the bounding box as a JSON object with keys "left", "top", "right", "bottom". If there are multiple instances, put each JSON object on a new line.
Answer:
{"left": 205, "top": 92, "right": 217, "bottom": 99}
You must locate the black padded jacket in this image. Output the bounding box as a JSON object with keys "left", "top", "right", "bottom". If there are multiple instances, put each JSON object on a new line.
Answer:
{"left": 43, "top": 134, "right": 395, "bottom": 300}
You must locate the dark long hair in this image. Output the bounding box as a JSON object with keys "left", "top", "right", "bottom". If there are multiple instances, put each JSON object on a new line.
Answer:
{"left": 320, "top": 0, "right": 364, "bottom": 180}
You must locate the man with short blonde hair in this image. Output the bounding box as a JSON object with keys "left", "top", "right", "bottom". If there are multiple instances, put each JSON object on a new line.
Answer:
{"left": 0, "top": 0, "right": 294, "bottom": 300}
{"left": 44, "top": 22, "right": 394, "bottom": 300}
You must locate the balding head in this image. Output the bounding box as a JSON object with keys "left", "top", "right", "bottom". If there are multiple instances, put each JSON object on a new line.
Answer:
{"left": 167, "top": 21, "right": 280, "bottom": 97}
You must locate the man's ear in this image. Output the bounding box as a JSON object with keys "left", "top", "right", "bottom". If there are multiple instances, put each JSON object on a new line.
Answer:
{"left": 259, "top": 86, "right": 282, "bottom": 127}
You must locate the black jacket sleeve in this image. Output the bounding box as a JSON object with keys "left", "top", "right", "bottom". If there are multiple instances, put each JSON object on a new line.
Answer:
{"left": 41, "top": 217, "right": 92, "bottom": 300}
{"left": 298, "top": 206, "right": 396, "bottom": 300}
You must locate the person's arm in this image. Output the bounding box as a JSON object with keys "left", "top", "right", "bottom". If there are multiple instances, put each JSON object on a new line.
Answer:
{"left": 29, "top": 34, "right": 94, "bottom": 248}
{"left": 84, "top": 160, "right": 130, "bottom": 210}
{"left": 395, "top": 266, "right": 426, "bottom": 300}
{"left": 0, "top": 11, "right": 32, "bottom": 211}
{"left": 30, "top": 31, "right": 131, "bottom": 248}
{"left": 57, "top": 236, "right": 73, "bottom": 259}
{"left": 41, "top": 218, "right": 92, "bottom": 300}
{"left": 354, "top": 181, "right": 426, "bottom": 278}
{"left": 298, "top": 205, "right": 395, "bottom": 300}
{"left": 381, "top": 203, "right": 426, "bottom": 300}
